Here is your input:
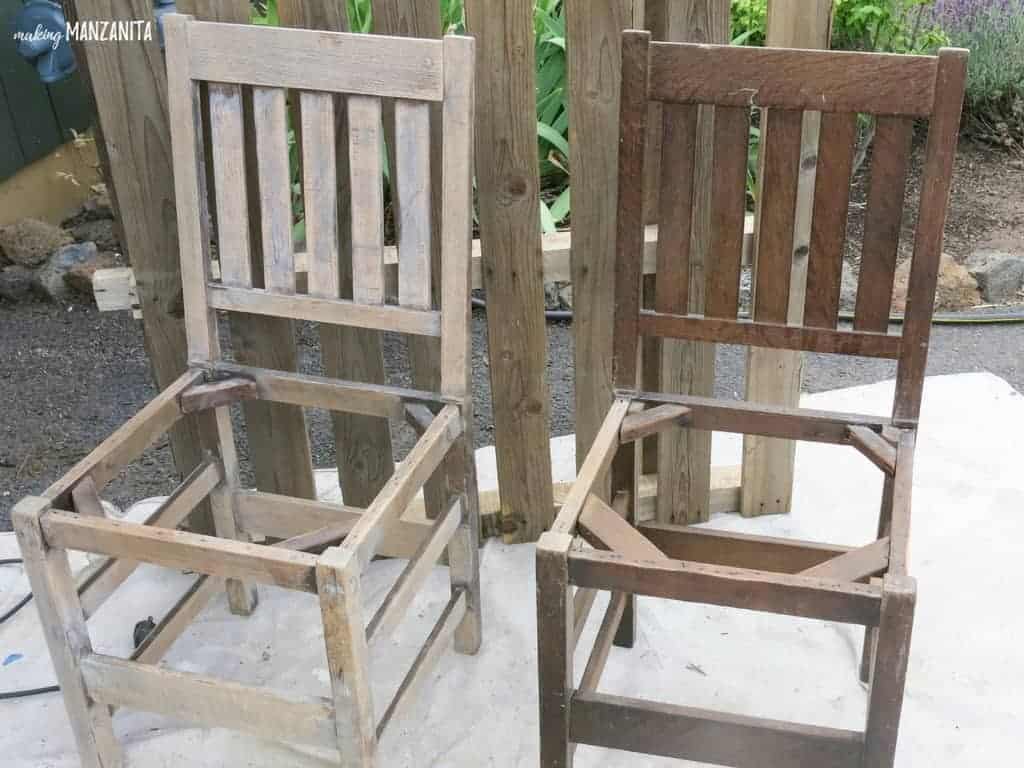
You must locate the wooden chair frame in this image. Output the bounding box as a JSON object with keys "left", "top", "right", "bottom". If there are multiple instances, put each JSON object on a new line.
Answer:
{"left": 537, "top": 34, "right": 967, "bottom": 768}
{"left": 14, "top": 16, "right": 479, "bottom": 768}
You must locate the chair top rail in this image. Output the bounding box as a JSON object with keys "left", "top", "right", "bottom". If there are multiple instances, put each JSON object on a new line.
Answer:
{"left": 180, "top": 17, "right": 446, "bottom": 102}
{"left": 646, "top": 39, "right": 944, "bottom": 117}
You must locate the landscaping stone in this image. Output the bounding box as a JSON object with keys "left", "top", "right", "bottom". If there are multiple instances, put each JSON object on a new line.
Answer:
{"left": 891, "top": 253, "right": 981, "bottom": 313}
{"left": 0, "top": 218, "right": 73, "bottom": 268}
{"left": 0, "top": 265, "right": 37, "bottom": 302}
{"left": 839, "top": 260, "right": 858, "bottom": 312}
{"left": 34, "top": 241, "right": 99, "bottom": 300}
{"left": 544, "top": 280, "right": 573, "bottom": 312}
{"left": 966, "top": 250, "right": 1024, "bottom": 303}
{"left": 70, "top": 218, "right": 119, "bottom": 252}
{"left": 63, "top": 250, "right": 122, "bottom": 295}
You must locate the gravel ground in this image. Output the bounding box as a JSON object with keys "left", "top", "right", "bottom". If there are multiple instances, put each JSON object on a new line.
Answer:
{"left": 1, "top": 299, "right": 1021, "bottom": 530}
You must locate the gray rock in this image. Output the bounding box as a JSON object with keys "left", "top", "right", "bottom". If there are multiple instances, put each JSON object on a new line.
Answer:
{"left": 544, "top": 280, "right": 573, "bottom": 312}
{"left": 63, "top": 250, "right": 121, "bottom": 295}
{"left": 966, "top": 250, "right": 1024, "bottom": 303}
{"left": 34, "top": 241, "right": 99, "bottom": 300}
{"left": 0, "top": 218, "right": 73, "bottom": 267}
{"left": 839, "top": 260, "right": 859, "bottom": 312}
{"left": 71, "top": 218, "right": 119, "bottom": 252}
{"left": 0, "top": 265, "right": 37, "bottom": 302}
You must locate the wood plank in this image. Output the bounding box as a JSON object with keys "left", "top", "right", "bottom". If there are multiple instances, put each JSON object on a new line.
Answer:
{"left": 348, "top": 95, "right": 386, "bottom": 305}
{"left": 11, "top": 498, "right": 119, "bottom": 768}
{"left": 570, "top": 690, "right": 863, "bottom": 768}
{"left": 888, "top": 430, "right": 916, "bottom": 575}
{"left": 81, "top": 653, "right": 336, "bottom": 748}
{"left": 404, "top": 403, "right": 435, "bottom": 436}
{"left": 805, "top": 112, "right": 858, "bottom": 328}
{"left": 846, "top": 425, "right": 898, "bottom": 475}
{"left": 207, "top": 284, "right": 441, "bottom": 335}
{"left": 619, "top": 404, "right": 692, "bottom": 443}
{"left": 42, "top": 511, "right": 319, "bottom": 593}
{"left": 252, "top": 86, "right": 295, "bottom": 293}
{"left": 893, "top": 49, "right": 968, "bottom": 424}
{"left": 638, "top": 522, "right": 850, "bottom": 573}
{"left": 300, "top": 91, "right": 339, "bottom": 299}
{"left": 367, "top": 498, "right": 460, "bottom": 643}
{"left": 632, "top": 389, "right": 890, "bottom": 443}
{"left": 376, "top": 589, "right": 467, "bottom": 740}
{"left": 800, "top": 538, "right": 890, "bottom": 582}
{"left": 569, "top": 548, "right": 882, "bottom": 626}
{"left": 551, "top": 399, "right": 633, "bottom": 534}
{"left": 395, "top": 100, "right": 433, "bottom": 310}
{"left": 854, "top": 116, "right": 914, "bottom": 332}
{"left": 578, "top": 592, "right": 628, "bottom": 693}
{"left": 572, "top": 586, "right": 599, "bottom": 650}
{"left": 535, "top": 532, "right": 575, "bottom": 766}
{"left": 578, "top": 495, "right": 669, "bottom": 562}
{"left": 208, "top": 82, "right": 253, "bottom": 288}
{"left": 130, "top": 575, "right": 221, "bottom": 665}
{"left": 179, "top": 378, "right": 257, "bottom": 414}
{"left": 654, "top": 103, "right": 697, "bottom": 319}
{"left": 71, "top": 477, "right": 106, "bottom": 518}
{"left": 465, "top": 0, "right": 553, "bottom": 542}
{"left": 704, "top": 106, "right": 749, "bottom": 318}
{"left": 44, "top": 370, "right": 199, "bottom": 506}
{"left": 638, "top": 312, "right": 902, "bottom": 358}
{"left": 187, "top": 21, "right": 443, "bottom": 101}
{"left": 648, "top": 42, "right": 937, "bottom": 116}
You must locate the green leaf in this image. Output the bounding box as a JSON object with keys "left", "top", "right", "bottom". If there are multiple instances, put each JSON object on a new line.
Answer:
{"left": 539, "top": 200, "right": 557, "bottom": 234}
{"left": 549, "top": 186, "right": 571, "bottom": 223}
{"left": 537, "top": 120, "right": 569, "bottom": 157}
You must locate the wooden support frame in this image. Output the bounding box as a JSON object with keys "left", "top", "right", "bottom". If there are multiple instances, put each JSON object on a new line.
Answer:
{"left": 14, "top": 18, "right": 482, "bottom": 768}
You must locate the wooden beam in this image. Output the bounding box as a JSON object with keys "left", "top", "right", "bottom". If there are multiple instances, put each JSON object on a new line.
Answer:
{"left": 846, "top": 425, "right": 898, "bottom": 475}
{"left": 578, "top": 591, "right": 627, "bottom": 693}
{"left": 70, "top": 477, "right": 105, "bottom": 518}
{"left": 619, "top": 404, "right": 692, "bottom": 444}
{"left": 464, "top": 0, "right": 554, "bottom": 543}
{"left": 570, "top": 690, "right": 863, "bottom": 768}
{"left": 130, "top": 574, "right": 221, "bottom": 664}
{"left": 800, "top": 538, "right": 890, "bottom": 582}
{"left": 742, "top": 0, "right": 834, "bottom": 517}
{"left": 404, "top": 403, "right": 435, "bottom": 436}
{"left": 578, "top": 494, "right": 669, "bottom": 562}
{"left": 178, "top": 377, "right": 257, "bottom": 414}
{"left": 569, "top": 548, "right": 883, "bottom": 626}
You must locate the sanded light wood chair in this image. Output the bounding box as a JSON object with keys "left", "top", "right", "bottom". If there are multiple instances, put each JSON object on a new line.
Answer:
{"left": 536, "top": 33, "right": 967, "bottom": 768}
{"left": 13, "top": 16, "right": 479, "bottom": 768}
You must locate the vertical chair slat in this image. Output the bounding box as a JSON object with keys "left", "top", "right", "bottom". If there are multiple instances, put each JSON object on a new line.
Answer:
{"left": 208, "top": 83, "right": 253, "bottom": 288}
{"left": 753, "top": 108, "right": 803, "bottom": 324}
{"left": 395, "top": 99, "right": 433, "bottom": 310}
{"left": 854, "top": 116, "right": 914, "bottom": 332}
{"left": 704, "top": 106, "right": 750, "bottom": 319}
{"left": 654, "top": 103, "right": 697, "bottom": 315}
{"left": 300, "top": 91, "right": 339, "bottom": 299}
{"left": 252, "top": 86, "right": 295, "bottom": 293}
{"left": 805, "top": 111, "right": 858, "bottom": 329}
{"left": 348, "top": 94, "right": 386, "bottom": 305}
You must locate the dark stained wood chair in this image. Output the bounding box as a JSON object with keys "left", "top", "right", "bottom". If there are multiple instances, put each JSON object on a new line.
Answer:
{"left": 536, "top": 33, "right": 967, "bottom": 768}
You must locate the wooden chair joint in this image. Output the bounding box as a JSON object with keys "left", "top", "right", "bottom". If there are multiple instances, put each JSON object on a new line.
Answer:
{"left": 845, "top": 425, "right": 897, "bottom": 475}
{"left": 618, "top": 404, "right": 692, "bottom": 444}
{"left": 179, "top": 377, "right": 258, "bottom": 414}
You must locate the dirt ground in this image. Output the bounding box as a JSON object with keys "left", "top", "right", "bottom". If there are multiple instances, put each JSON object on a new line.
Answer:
{"left": 1, "top": 141, "right": 1022, "bottom": 530}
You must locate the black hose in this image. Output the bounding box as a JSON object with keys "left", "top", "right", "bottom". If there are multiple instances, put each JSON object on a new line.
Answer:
{"left": 0, "top": 558, "right": 60, "bottom": 699}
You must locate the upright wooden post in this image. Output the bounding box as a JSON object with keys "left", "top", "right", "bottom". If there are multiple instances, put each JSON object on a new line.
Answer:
{"left": 278, "top": 0, "right": 396, "bottom": 508}
{"left": 741, "top": 0, "right": 834, "bottom": 517}
{"left": 69, "top": 0, "right": 208, "bottom": 520}
{"left": 178, "top": 0, "right": 316, "bottom": 504}
{"left": 464, "top": 0, "right": 554, "bottom": 542}
{"left": 372, "top": 0, "right": 447, "bottom": 521}
{"left": 652, "top": 0, "right": 729, "bottom": 524}
{"left": 566, "top": 0, "right": 635, "bottom": 499}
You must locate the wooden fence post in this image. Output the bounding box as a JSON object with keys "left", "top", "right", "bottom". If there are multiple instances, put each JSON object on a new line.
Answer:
{"left": 652, "top": 0, "right": 730, "bottom": 525}
{"left": 68, "top": 0, "right": 208, "bottom": 522}
{"left": 741, "top": 0, "right": 834, "bottom": 517}
{"left": 178, "top": 0, "right": 316, "bottom": 504}
{"left": 278, "top": 0, "right": 396, "bottom": 508}
{"left": 372, "top": 0, "right": 447, "bottom": 521}
{"left": 464, "top": 0, "right": 554, "bottom": 542}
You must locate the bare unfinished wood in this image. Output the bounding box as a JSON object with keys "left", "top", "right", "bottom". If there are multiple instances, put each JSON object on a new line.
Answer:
{"left": 208, "top": 82, "right": 252, "bottom": 288}
{"left": 187, "top": 21, "right": 444, "bottom": 101}
{"left": 578, "top": 495, "right": 669, "bottom": 562}
{"left": 705, "top": 106, "right": 750, "bottom": 319}
{"left": 404, "top": 403, "right": 435, "bottom": 435}
{"left": 619, "top": 404, "right": 692, "bottom": 444}
{"left": 536, "top": 532, "right": 575, "bottom": 767}
{"left": 252, "top": 86, "right": 295, "bottom": 294}
{"left": 648, "top": 42, "right": 937, "bottom": 116}
{"left": 800, "top": 538, "right": 890, "bottom": 582}
{"left": 570, "top": 691, "right": 863, "bottom": 768}
{"left": 578, "top": 591, "right": 628, "bottom": 693}
{"left": 571, "top": 586, "right": 598, "bottom": 650}
{"left": 299, "top": 90, "right": 339, "bottom": 299}
{"left": 395, "top": 99, "right": 432, "bottom": 310}
{"left": 12, "top": 498, "right": 119, "bottom": 768}
{"left": 569, "top": 549, "right": 882, "bottom": 626}
{"left": 207, "top": 285, "right": 442, "bottom": 335}
{"left": 637, "top": 312, "right": 902, "bottom": 358}
{"left": 888, "top": 431, "right": 916, "bottom": 575}
{"left": 81, "top": 653, "right": 336, "bottom": 749}
{"left": 847, "top": 425, "right": 898, "bottom": 475}
{"left": 854, "top": 116, "right": 914, "bottom": 332}
{"left": 179, "top": 378, "right": 257, "bottom": 414}
{"left": 130, "top": 574, "right": 221, "bottom": 665}
{"left": 71, "top": 477, "right": 105, "bottom": 518}
{"left": 348, "top": 95, "right": 386, "bottom": 305}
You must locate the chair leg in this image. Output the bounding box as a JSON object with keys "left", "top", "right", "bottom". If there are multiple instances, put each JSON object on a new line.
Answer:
{"left": 317, "top": 548, "right": 376, "bottom": 767}
{"left": 12, "top": 497, "right": 122, "bottom": 768}
{"left": 862, "top": 475, "right": 895, "bottom": 682}
{"left": 611, "top": 441, "right": 638, "bottom": 649}
{"left": 536, "top": 532, "right": 574, "bottom": 768}
{"left": 862, "top": 575, "right": 916, "bottom": 768}
{"left": 200, "top": 407, "right": 257, "bottom": 616}
{"left": 447, "top": 427, "right": 482, "bottom": 655}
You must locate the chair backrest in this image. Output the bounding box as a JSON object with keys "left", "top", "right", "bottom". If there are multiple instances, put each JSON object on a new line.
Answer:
{"left": 164, "top": 15, "right": 475, "bottom": 399}
{"left": 613, "top": 34, "right": 967, "bottom": 425}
